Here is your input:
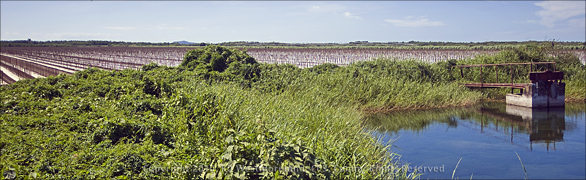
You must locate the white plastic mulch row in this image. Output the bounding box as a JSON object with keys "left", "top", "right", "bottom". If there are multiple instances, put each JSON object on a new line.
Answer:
{"left": 1, "top": 53, "right": 78, "bottom": 74}
{"left": 0, "top": 66, "right": 21, "bottom": 82}
{"left": 1, "top": 61, "right": 45, "bottom": 78}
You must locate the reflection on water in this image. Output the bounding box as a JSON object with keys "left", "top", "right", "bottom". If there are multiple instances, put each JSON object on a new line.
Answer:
{"left": 504, "top": 106, "right": 566, "bottom": 150}
{"left": 366, "top": 103, "right": 585, "bottom": 179}
{"left": 471, "top": 105, "right": 568, "bottom": 151}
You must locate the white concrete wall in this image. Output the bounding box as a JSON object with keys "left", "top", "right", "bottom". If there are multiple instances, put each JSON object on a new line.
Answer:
{"left": 506, "top": 82, "right": 565, "bottom": 108}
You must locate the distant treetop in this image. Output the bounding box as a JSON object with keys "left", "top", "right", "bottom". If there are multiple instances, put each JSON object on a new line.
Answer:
{"left": 1, "top": 40, "right": 584, "bottom": 50}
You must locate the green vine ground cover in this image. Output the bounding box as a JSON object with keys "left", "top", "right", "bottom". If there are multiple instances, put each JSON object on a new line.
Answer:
{"left": 1, "top": 45, "right": 583, "bottom": 179}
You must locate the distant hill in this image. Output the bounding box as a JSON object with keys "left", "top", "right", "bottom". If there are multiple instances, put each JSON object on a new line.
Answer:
{"left": 173, "top": 41, "right": 195, "bottom": 45}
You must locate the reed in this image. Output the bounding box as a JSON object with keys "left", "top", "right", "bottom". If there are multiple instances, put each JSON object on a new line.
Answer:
{"left": 515, "top": 151, "right": 529, "bottom": 180}
{"left": 1, "top": 45, "right": 582, "bottom": 179}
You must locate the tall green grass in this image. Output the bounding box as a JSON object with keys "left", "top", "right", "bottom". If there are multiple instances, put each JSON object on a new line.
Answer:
{"left": 0, "top": 46, "right": 422, "bottom": 179}
{"left": 0, "top": 45, "right": 583, "bottom": 179}
{"left": 254, "top": 59, "right": 483, "bottom": 112}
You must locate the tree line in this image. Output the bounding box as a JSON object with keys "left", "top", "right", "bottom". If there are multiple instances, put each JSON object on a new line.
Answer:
{"left": 1, "top": 39, "right": 584, "bottom": 50}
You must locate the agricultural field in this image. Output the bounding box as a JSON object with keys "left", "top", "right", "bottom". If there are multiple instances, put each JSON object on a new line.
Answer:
{"left": 2, "top": 46, "right": 584, "bottom": 85}
{"left": 0, "top": 45, "right": 584, "bottom": 179}
{"left": 248, "top": 48, "right": 500, "bottom": 67}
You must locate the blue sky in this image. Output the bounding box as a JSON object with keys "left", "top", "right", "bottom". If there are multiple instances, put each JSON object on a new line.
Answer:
{"left": 1, "top": 1, "right": 584, "bottom": 43}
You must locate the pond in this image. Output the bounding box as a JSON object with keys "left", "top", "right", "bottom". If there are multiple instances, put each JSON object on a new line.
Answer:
{"left": 367, "top": 102, "right": 585, "bottom": 179}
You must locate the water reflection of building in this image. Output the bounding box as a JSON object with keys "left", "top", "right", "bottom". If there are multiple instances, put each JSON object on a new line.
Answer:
{"left": 366, "top": 103, "right": 573, "bottom": 151}
{"left": 505, "top": 105, "right": 565, "bottom": 151}
{"left": 475, "top": 105, "right": 565, "bottom": 151}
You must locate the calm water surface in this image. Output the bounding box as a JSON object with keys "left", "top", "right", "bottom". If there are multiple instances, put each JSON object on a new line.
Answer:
{"left": 367, "top": 103, "right": 585, "bottom": 179}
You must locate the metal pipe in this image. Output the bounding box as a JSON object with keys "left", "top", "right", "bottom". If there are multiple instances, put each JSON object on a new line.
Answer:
{"left": 460, "top": 67, "right": 464, "bottom": 78}
{"left": 510, "top": 65, "right": 513, "bottom": 94}
{"left": 480, "top": 66, "right": 483, "bottom": 84}
{"left": 495, "top": 66, "right": 498, "bottom": 83}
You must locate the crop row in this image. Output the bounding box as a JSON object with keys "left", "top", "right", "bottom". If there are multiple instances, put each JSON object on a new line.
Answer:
{"left": 1, "top": 47, "right": 584, "bottom": 73}
{"left": 1, "top": 54, "right": 73, "bottom": 77}
{"left": 0, "top": 47, "right": 189, "bottom": 69}
{"left": 246, "top": 48, "right": 502, "bottom": 67}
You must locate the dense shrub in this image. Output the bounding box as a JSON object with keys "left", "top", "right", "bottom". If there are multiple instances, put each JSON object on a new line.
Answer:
{"left": 180, "top": 45, "right": 257, "bottom": 72}
{"left": 0, "top": 45, "right": 583, "bottom": 179}
{"left": 306, "top": 63, "right": 339, "bottom": 74}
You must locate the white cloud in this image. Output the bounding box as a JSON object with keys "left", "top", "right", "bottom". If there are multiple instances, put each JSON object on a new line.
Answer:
{"left": 32, "top": 32, "right": 120, "bottom": 40}
{"left": 309, "top": 6, "right": 321, "bottom": 12}
{"left": 103, "top": 26, "right": 136, "bottom": 30}
{"left": 534, "top": 1, "right": 586, "bottom": 28}
{"left": 385, "top": 16, "right": 445, "bottom": 27}
{"left": 306, "top": 4, "right": 360, "bottom": 20}
{"left": 567, "top": 18, "right": 586, "bottom": 28}
{"left": 1, "top": 32, "right": 23, "bottom": 37}
{"left": 344, "top": 12, "right": 361, "bottom": 20}
{"left": 154, "top": 24, "right": 187, "bottom": 30}
{"left": 307, "top": 4, "right": 345, "bottom": 13}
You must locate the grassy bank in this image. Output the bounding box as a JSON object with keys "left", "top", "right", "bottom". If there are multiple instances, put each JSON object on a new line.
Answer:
{"left": 1, "top": 45, "right": 583, "bottom": 179}
{"left": 0, "top": 46, "right": 421, "bottom": 179}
